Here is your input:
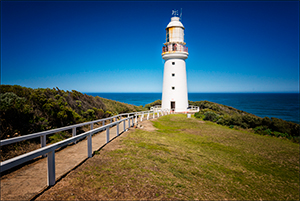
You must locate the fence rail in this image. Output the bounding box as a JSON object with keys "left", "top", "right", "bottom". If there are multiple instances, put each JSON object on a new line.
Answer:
{"left": 0, "top": 111, "right": 159, "bottom": 147}
{"left": 151, "top": 105, "right": 200, "bottom": 113}
{"left": 162, "top": 43, "right": 188, "bottom": 54}
{"left": 0, "top": 109, "right": 170, "bottom": 186}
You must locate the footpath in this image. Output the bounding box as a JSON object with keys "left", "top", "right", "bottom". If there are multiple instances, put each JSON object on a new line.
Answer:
{"left": 0, "top": 119, "right": 135, "bottom": 200}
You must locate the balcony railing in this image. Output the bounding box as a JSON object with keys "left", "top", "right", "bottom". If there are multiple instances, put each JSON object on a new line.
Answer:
{"left": 162, "top": 43, "right": 188, "bottom": 54}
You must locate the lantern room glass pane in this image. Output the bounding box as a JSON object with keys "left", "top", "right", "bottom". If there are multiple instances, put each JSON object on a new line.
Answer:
{"left": 166, "top": 29, "right": 169, "bottom": 42}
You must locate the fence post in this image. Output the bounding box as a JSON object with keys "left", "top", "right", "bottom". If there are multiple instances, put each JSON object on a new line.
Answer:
{"left": 141, "top": 113, "right": 143, "bottom": 122}
{"left": 158, "top": 111, "right": 160, "bottom": 117}
{"left": 131, "top": 117, "right": 134, "bottom": 127}
{"left": 153, "top": 112, "right": 155, "bottom": 119}
{"left": 72, "top": 127, "right": 77, "bottom": 144}
{"left": 90, "top": 123, "right": 93, "bottom": 130}
{"left": 110, "top": 118, "right": 112, "bottom": 123}
{"left": 106, "top": 127, "right": 110, "bottom": 143}
{"left": 115, "top": 117, "right": 118, "bottom": 122}
{"left": 102, "top": 121, "right": 105, "bottom": 126}
{"left": 117, "top": 122, "right": 119, "bottom": 136}
{"left": 41, "top": 135, "right": 46, "bottom": 157}
{"left": 87, "top": 134, "right": 92, "bottom": 158}
{"left": 128, "top": 118, "right": 130, "bottom": 128}
{"left": 72, "top": 127, "right": 76, "bottom": 137}
{"left": 123, "top": 120, "right": 126, "bottom": 131}
{"left": 135, "top": 114, "right": 137, "bottom": 125}
{"left": 147, "top": 112, "right": 149, "bottom": 120}
{"left": 47, "top": 150, "right": 55, "bottom": 186}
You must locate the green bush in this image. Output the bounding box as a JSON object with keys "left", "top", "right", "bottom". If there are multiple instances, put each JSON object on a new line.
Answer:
{"left": 1, "top": 85, "right": 142, "bottom": 141}
{"left": 82, "top": 109, "right": 96, "bottom": 121}
{"left": 49, "top": 131, "right": 71, "bottom": 143}
{"left": 190, "top": 100, "right": 299, "bottom": 143}
{"left": 203, "top": 111, "right": 219, "bottom": 122}
{"left": 194, "top": 112, "right": 203, "bottom": 119}
{"left": 0, "top": 92, "right": 34, "bottom": 140}
{"left": 144, "top": 100, "right": 161, "bottom": 110}
{"left": 264, "top": 129, "right": 272, "bottom": 136}
{"left": 216, "top": 114, "right": 231, "bottom": 126}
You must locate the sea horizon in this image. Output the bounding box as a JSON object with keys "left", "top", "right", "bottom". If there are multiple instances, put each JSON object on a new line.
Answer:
{"left": 85, "top": 92, "right": 299, "bottom": 124}
{"left": 84, "top": 92, "right": 298, "bottom": 94}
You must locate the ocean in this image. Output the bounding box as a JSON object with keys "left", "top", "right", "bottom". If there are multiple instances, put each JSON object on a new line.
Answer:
{"left": 85, "top": 93, "right": 299, "bottom": 124}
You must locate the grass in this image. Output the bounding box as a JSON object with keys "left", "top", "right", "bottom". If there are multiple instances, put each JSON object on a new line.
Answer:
{"left": 37, "top": 114, "right": 299, "bottom": 200}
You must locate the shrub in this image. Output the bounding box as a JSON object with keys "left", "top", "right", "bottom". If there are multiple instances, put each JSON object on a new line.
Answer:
{"left": 254, "top": 126, "right": 268, "bottom": 135}
{"left": 242, "top": 115, "right": 262, "bottom": 128}
{"left": 144, "top": 100, "right": 161, "bottom": 110}
{"left": 48, "top": 131, "right": 71, "bottom": 144}
{"left": 273, "top": 131, "right": 282, "bottom": 137}
{"left": 0, "top": 92, "right": 33, "bottom": 140}
{"left": 263, "top": 129, "right": 272, "bottom": 136}
{"left": 190, "top": 100, "right": 300, "bottom": 143}
{"left": 194, "top": 112, "right": 203, "bottom": 119}
{"left": 82, "top": 109, "right": 96, "bottom": 121}
{"left": 1, "top": 85, "right": 141, "bottom": 141}
{"left": 217, "top": 114, "right": 231, "bottom": 126}
{"left": 76, "top": 100, "right": 82, "bottom": 107}
{"left": 105, "top": 110, "right": 113, "bottom": 117}
{"left": 262, "top": 117, "right": 271, "bottom": 127}
{"left": 203, "top": 111, "right": 219, "bottom": 122}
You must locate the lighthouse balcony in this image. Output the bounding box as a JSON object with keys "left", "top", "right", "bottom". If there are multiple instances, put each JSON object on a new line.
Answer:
{"left": 162, "top": 44, "right": 188, "bottom": 55}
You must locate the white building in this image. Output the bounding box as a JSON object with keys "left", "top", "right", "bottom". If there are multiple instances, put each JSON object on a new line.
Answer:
{"left": 161, "top": 16, "right": 189, "bottom": 112}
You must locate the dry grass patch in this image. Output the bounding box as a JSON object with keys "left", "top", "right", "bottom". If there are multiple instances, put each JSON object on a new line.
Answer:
{"left": 37, "top": 114, "right": 299, "bottom": 200}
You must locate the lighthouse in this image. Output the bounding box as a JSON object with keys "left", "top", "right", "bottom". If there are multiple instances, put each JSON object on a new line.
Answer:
{"left": 161, "top": 13, "right": 189, "bottom": 112}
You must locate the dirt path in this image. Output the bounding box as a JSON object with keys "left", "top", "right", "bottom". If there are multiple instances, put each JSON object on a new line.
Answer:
{"left": 35, "top": 119, "right": 158, "bottom": 200}
{"left": 0, "top": 119, "right": 137, "bottom": 200}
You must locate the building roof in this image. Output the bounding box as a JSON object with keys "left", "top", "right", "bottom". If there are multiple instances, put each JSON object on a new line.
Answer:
{"left": 166, "top": 17, "right": 184, "bottom": 29}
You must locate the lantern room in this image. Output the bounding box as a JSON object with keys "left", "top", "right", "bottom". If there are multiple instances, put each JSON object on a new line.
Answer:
{"left": 162, "top": 16, "right": 188, "bottom": 55}
{"left": 165, "top": 17, "right": 185, "bottom": 44}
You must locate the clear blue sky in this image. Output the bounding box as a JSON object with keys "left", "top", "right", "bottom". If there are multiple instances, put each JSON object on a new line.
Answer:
{"left": 1, "top": 1, "right": 299, "bottom": 93}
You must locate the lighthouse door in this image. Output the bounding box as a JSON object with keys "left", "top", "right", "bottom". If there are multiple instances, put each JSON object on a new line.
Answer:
{"left": 171, "top": 101, "right": 175, "bottom": 110}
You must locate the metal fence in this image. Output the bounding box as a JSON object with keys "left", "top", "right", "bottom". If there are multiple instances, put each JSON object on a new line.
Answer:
{"left": 0, "top": 109, "right": 170, "bottom": 186}
{"left": 162, "top": 43, "right": 188, "bottom": 54}
{"left": 151, "top": 105, "right": 200, "bottom": 113}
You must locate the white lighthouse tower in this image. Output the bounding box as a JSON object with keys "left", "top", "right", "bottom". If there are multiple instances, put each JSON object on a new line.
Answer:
{"left": 161, "top": 13, "right": 189, "bottom": 112}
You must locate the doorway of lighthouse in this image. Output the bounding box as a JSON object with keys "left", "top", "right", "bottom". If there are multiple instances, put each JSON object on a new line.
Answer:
{"left": 171, "top": 101, "right": 175, "bottom": 111}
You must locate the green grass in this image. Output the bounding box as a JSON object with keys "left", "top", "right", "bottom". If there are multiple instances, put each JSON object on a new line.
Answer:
{"left": 40, "top": 114, "right": 299, "bottom": 200}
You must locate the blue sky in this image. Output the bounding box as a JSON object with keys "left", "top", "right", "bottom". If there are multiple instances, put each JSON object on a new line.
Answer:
{"left": 1, "top": 1, "right": 299, "bottom": 93}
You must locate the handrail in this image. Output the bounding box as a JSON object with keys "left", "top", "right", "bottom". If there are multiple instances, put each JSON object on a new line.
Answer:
{"left": 0, "top": 110, "right": 153, "bottom": 146}
{"left": 162, "top": 43, "right": 188, "bottom": 54}
{"left": 188, "top": 105, "right": 200, "bottom": 112}
{"left": 0, "top": 108, "right": 171, "bottom": 187}
{"left": 0, "top": 116, "right": 135, "bottom": 187}
{"left": 1, "top": 120, "right": 100, "bottom": 146}
{"left": 168, "top": 106, "right": 200, "bottom": 113}
{"left": 0, "top": 118, "right": 127, "bottom": 173}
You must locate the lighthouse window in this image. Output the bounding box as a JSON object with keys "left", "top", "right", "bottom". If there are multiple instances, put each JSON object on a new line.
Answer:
{"left": 172, "top": 62, "right": 175, "bottom": 65}
{"left": 172, "top": 86, "right": 175, "bottom": 90}
{"left": 172, "top": 73, "right": 175, "bottom": 77}
{"left": 166, "top": 29, "right": 169, "bottom": 42}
